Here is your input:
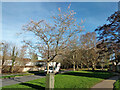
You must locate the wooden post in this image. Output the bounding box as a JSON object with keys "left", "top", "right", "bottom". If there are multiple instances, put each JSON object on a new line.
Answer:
{"left": 46, "top": 73, "right": 54, "bottom": 90}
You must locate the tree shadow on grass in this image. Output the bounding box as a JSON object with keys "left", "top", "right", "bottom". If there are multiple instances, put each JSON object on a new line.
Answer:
{"left": 20, "top": 83, "right": 45, "bottom": 90}
{"left": 28, "top": 71, "right": 46, "bottom": 76}
{"left": 83, "top": 70, "right": 108, "bottom": 73}
{"left": 62, "top": 70, "right": 113, "bottom": 79}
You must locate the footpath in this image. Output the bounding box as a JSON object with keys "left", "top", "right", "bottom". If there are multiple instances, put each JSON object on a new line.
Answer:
{"left": 91, "top": 75, "right": 120, "bottom": 89}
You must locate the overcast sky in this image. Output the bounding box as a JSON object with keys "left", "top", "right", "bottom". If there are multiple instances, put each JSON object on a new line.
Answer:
{"left": 2, "top": 2, "right": 118, "bottom": 48}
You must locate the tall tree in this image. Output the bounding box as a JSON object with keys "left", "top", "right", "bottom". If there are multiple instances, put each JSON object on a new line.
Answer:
{"left": 9, "top": 46, "right": 18, "bottom": 73}
{"left": 95, "top": 11, "right": 120, "bottom": 71}
{"left": 22, "top": 4, "right": 84, "bottom": 74}
{"left": 18, "top": 45, "right": 27, "bottom": 66}
{"left": 0, "top": 42, "right": 9, "bottom": 66}
{"left": 80, "top": 32, "right": 98, "bottom": 70}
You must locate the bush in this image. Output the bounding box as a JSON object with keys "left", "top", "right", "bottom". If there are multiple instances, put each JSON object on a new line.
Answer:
{"left": 114, "top": 78, "right": 120, "bottom": 89}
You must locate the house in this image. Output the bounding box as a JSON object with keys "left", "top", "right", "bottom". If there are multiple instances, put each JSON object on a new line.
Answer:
{"left": 1, "top": 58, "right": 36, "bottom": 73}
{"left": 109, "top": 60, "right": 120, "bottom": 72}
{"left": 0, "top": 55, "right": 48, "bottom": 73}
{"left": 35, "top": 60, "right": 47, "bottom": 70}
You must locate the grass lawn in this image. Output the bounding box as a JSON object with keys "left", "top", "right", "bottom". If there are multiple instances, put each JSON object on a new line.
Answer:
{"left": 0, "top": 73, "right": 34, "bottom": 79}
{"left": 1, "top": 70, "right": 44, "bottom": 79}
{"left": 2, "top": 70, "right": 113, "bottom": 89}
{"left": 114, "top": 78, "right": 120, "bottom": 89}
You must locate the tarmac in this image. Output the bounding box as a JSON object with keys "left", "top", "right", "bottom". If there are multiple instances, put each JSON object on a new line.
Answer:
{"left": 1, "top": 74, "right": 45, "bottom": 87}
{"left": 1, "top": 70, "right": 68, "bottom": 87}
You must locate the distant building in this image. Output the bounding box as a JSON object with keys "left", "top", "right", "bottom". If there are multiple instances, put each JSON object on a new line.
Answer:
{"left": 1, "top": 58, "right": 47, "bottom": 73}
{"left": 109, "top": 60, "right": 120, "bottom": 72}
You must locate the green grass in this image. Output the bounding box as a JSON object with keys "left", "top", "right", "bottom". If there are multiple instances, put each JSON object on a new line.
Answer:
{"left": 114, "top": 78, "right": 120, "bottom": 89}
{"left": 0, "top": 73, "right": 34, "bottom": 79}
{"left": 2, "top": 70, "right": 113, "bottom": 89}
{"left": 1, "top": 70, "right": 44, "bottom": 79}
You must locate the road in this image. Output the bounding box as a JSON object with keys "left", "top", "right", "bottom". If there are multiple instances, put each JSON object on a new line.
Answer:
{"left": 2, "top": 74, "right": 45, "bottom": 87}
{"left": 1, "top": 70, "right": 70, "bottom": 87}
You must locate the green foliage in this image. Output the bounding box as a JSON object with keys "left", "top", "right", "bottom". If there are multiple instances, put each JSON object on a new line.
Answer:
{"left": 95, "top": 11, "right": 120, "bottom": 63}
{"left": 114, "top": 78, "right": 120, "bottom": 89}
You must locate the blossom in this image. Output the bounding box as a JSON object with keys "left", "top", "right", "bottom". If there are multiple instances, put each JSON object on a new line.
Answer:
{"left": 58, "top": 8, "right": 61, "bottom": 12}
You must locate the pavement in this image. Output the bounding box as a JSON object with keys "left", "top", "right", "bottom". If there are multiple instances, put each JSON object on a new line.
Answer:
{"left": 91, "top": 75, "right": 120, "bottom": 89}
{"left": 1, "top": 74, "right": 45, "bottom": 87}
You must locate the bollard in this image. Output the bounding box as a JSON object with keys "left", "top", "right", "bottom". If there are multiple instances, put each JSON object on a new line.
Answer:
{"left": 46, "top": 73, "right": 54, "bottom": 90}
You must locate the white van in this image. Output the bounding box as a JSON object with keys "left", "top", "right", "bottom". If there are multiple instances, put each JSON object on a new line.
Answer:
{"left": 44, "top": 62, "right": 61, "bottom": 73}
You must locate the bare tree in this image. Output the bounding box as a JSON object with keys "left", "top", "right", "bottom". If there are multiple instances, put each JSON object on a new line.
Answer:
{"left": 22, "top": 4, "right": 84, "bottom": 74}
{"left": 9, "top": 46, "right": 18, "bottom": 73}
{"left": 0, "top": 42, "right": 9, "bottom": 66}
{"left": 80, "top": 32, "right": 98, "bottom": 70}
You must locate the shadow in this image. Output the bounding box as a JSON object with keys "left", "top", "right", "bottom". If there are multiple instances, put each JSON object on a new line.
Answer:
{"left": 9, "top": 78, "right": 23, "bottom": 83}
{"left": 83, "top": 70, "right": 108, "bottom": 73}
{"left": 20, "top": 83, "right": 45, "bottom": 90}
{"left": 62, "top": 70, "right": 113, "bottom": 79}
{"left": 28, "top": 71, "right": 46, "bottom": 76}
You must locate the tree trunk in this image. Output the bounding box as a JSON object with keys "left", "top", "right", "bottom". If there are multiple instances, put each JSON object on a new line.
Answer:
{"left": 76, "top": 64, "right": 79, "bottom": 71}
{"left": 9, "top": 60, "right": 15, "bottom": 73}
{"left": 2, "top": 56, "right": 5, "bottom": 66}
{"left": 92, "top": 64, "right": 95, "bottom": 71}
{"left": 73, "top": 61, "right": 75, "bottom": 71}
{"left": 92, "top": 65, "right": 95, "bottom": 71}
{"left": 88, "top": 67, "right": 89, "bottom": 70}
{"left": 0, "top": 66, "right": 2, "bottom": 74}
{"left": 86, "top": 64, "right": 89, "bottom": 70}
{"left": 47, "top": 62, "right": 49, "bottom": 74}
{"left": 80, "top": 63, "right": 83, "bottom": 69}
{"left": 101, "top": 64, "right": 104, "bottom": 70}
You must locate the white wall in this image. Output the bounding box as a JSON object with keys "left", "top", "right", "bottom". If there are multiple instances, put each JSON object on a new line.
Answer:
{"left": 0, "top": 60, "right": 35, "bottom": 66}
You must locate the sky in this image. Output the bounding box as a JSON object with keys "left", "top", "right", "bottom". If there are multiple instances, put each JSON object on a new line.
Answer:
{"left": 1, "top": 2, "right": 118, "bottom": 49}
